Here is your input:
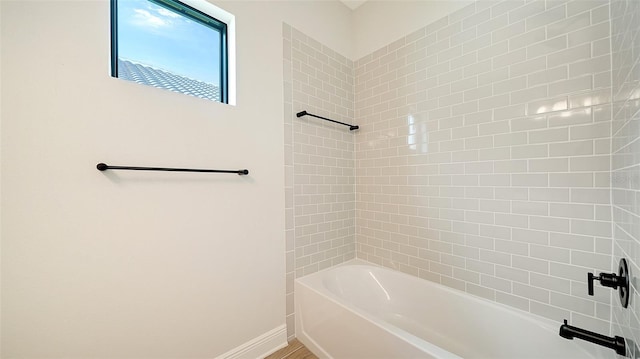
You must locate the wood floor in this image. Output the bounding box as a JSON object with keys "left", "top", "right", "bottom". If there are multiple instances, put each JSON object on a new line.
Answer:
{"left": 265, "top": 339, "right": 318, "bottom": 359}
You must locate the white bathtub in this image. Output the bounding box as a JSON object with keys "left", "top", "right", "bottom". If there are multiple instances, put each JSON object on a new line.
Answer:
{"left": 295, "top": 261, "right": 600, "bottom": 358}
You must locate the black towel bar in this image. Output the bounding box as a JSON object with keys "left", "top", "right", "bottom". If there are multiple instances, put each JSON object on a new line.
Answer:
{"left": 296, "top": 111, "right": 359, "bottom": 131}
{"left": 97, "top": 163, "right": 249, "bottom": 175}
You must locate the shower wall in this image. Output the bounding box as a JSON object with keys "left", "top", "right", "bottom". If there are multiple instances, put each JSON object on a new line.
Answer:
{"left": 283, "top": 24, "right": 356, "bottom": 339}
{"left": 610, "top": 0, "right": 640, "bottom": 351}
{"left": 354, "top": 0, "right": 614, "bottom": 331}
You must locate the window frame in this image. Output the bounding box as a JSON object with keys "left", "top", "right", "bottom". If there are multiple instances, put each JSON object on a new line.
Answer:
{"left": 110, "top": 0, "right": 229, "bottom": 104}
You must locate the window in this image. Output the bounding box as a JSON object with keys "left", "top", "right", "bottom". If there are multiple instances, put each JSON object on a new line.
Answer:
{"left": 111, "top": 0, "right": 229, "bottom": 103}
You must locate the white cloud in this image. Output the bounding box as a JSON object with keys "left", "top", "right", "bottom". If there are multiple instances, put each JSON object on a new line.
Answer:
{"left": 156, "top": 8, "right": 181, "bottom": 18}
{"left": 131, "top": 8, "right": 168, "bottom": 28}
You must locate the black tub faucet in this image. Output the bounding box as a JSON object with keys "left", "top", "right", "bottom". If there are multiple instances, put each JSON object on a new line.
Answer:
{"left": 559, "top": 319, "right": 626, "bottom": 356}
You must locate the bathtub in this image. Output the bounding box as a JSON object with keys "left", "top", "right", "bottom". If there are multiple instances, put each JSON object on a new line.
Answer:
{"left": 295, "top": 261, "right": 601, "bottom": 358}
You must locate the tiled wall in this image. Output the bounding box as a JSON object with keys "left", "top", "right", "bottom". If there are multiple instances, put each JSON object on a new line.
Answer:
{"left": 610, "top": 0, "right": 640, "bottom": 355}
{"left": 354, "top": 0, "right": 614, "bottom": 331}
{"left": 283, "top": 24, "right": 356, "bottom": 339}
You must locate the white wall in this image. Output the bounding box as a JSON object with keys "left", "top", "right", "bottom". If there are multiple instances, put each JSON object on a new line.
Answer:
{"left": 0, "top": 0, "right": 350, "bottom": 357}
{"left": 352, "top": 0, "right": 472, "bottom": 59}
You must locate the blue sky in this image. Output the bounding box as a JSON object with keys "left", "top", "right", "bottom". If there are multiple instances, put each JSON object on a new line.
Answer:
{"left": 117, "top": 0, "right": 221, "bottom": 85}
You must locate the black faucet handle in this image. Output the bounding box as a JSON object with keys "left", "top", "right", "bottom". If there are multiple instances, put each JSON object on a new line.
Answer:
{"left": 588, "top": 272, "right": 598, "bottom": 296}
{"left": 586, "top": 259, "right": 631, "bottom": 308}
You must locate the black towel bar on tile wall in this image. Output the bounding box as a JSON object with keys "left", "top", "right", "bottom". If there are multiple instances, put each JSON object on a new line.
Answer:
{"left": 296, "top": 111, "right": 359, "bottom": 131}
{"left": 97, "top": 163, "right": 249, "bottom": 175}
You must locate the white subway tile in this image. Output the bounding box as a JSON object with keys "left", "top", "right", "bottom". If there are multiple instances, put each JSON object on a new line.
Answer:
{"left": 511, "top": 144, "right": 549, "bottom": 159}
{"left": 571, "top": 219, "right": 612, "bottom": 237}
{"left": 530, "top": 188, "right": 570, "bottom": 202}
{"left": 530, "top": 215, "right": 571, "bottom": 232}
{"left": 493, "top": 20, "right": 526, "bottom": 43}
{"left": 495, "top": 187, "right": 529, "bottom": 200}
{"left": 512, "top": 228, "right": 549, "bottom": 244}
{"left": 438, "top": 21, "right": 463, "bottom": 41}
{"left": 510, "top": 85, "right": 548, "bottom": 105}
{"left": 527, "top": 97, "right": 569, "bottom": 115}
{"left": 529, "top": 158, "right": 569, "bottom": 172}
{"left": 531, "top": 272, "right": 571, "bottom": 294}
{"left": 465, "top": 135, "right": 494, "bottom": 149}
{"left": 479, "top": 94, "right": 511, "bottom": 110}
{"left": 528, "top": 66, "right": 570, "bottom": 87}
{"left": 511, "top": 116, "right": 547, "bottom": 131}
{"left": 481, "top": 273, "right": 512, "bottom": 292}
{"left": 497, "top": 292, "right": 530, "bottom": 311}
{"left": 550, "top": 203, "right": 594, "bottom": 220}
{"left": 466, "top": 258, "right": 495, "bottom": 275}
{"left": 466, "top": 283, "right": 496, "bottom": 301}
{"left": 463, "top": 8, "right": 492, "bottom": 29}
{"left": 512, "top": 173, "right": 549, "bottom": 186}
{"left": 463, "top": 33, "right": 493, "bottom": 54}
{"left": 492, "top": 1, "right": 525, "bottom": 18}
{"left": 570, "top": 122, "right": 611, "bottom": 140}
{"left": 529, "top": 127, "right": 569, "bottom": 144}
{"left": 571, "top": 250, "right": 611, "bottom": 270}
{"left": 479, "top": 67, "right": 511, "bottom": 86}
{"left": 569, "top": 90, "right": 611, "bottom": 109}
{"left": 568, "top": 21, "right": 610, "bottom": 47}
{"left": 464, "top": 59, "right": 493, "bottom": 77}
{"left": 515, "top": 283, "right": 550, "bottom": 303}
{"left": 549, "top": 76, "right": 593, "bottom": 97}
{"left": 526, "top": 36, "right": 568, "bottom": 58}
{"left": 453, "top": 267, "right": 481, "bottom": 283}
{"left": 569, "top": 155, "right": 610, "bottom": 171}
{"left": 496, "top": 264, "right": 530, "bottom": 283}
{"left": 496, "top": 213, "right": 529, "bottom": 228}
{"left": 451, "top": 51, "right": 479, "bottom": 70}
{"left": 547, "top": 11, "right": 591, "bottom": 38}
{"left": 549, "top": 262, "right": 590, "bottom": 282}
{"left": 549, "top": 140, "right": 594, "bottom": 157}
{"left": 494, "top": 48, "right": 529, "bottom": 69}
{"left": 547, "top": 44, "right": 592, "bottom": 68}
{"left": 493, "top": 76, "right": 527, "bottom": 95}
{"left": 567, "top": 0, "right": 607, "bottom": 16}
{"left": 478, "top": 198, "right": 511, "bottom": 212}
{"left": 512, "top": 200, "right": 549, "bottom": 215}
{"left": 495, "top": 132, "right": 528, "bottom": 147}
{"left": 510, "top": 56, "right": 547, "bottom": 77}
{"left": 571, "top": 188, "right": 610, "bottom": 204}
{"left": 465, "top": 186, "right": 495, "bottom": 199}
{"left": 480, "top": 224, "right": 512, "bottom": 240}
{"left": 590, "top": 4, "right": 610, "bottom": 24}
{"left": 569, "top": 55, "right": 611, "bottom": 78}
{"left": 478, "top": 40, "right": 509, "bottom": 60}
{"left": 549, "top": 173, "right": 594, "bottom": 187}
{"left": 525, "top": 6, "right": 566, "bottom": 33}
{"left": 509, "top": 1, "right": 546, "bottom": 24}
{"left": 592, "top": 37, "right": 610, "bottom": 57}
{"left": 513, "top": 255, "right": 550, "bottom": 274}
{"left": 551, "top": 292, "right": 595, "bottom": 316}
{"left": 550, "top": 232, "right": 594, "bottom": 251}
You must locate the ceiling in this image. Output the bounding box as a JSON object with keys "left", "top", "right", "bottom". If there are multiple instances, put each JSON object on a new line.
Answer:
{"left": 339, "top": 0, "right": 368, "bottom": 10}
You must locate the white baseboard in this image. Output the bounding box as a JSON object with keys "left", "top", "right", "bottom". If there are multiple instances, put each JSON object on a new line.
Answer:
{"left": 216, "top": 325, "right": 287, "bottom": 359}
